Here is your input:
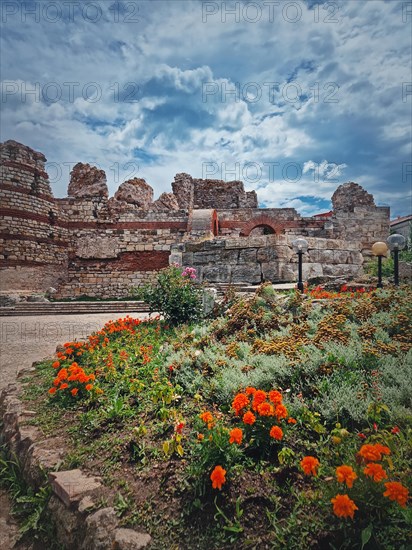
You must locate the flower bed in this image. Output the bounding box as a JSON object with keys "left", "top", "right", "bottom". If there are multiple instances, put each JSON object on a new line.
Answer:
{"left": 7, "top": 285, "right": 412, "bottom": 549}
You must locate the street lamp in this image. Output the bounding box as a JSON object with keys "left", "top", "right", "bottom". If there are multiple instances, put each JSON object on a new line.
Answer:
{"left": 292, "top": 238, "right": 309, "bottom": 292}
{"left": 387, "top": 233, "right": 406, "bottom": 286}
{"left": 371, "top": 242, "right": 389, "bottom": 289}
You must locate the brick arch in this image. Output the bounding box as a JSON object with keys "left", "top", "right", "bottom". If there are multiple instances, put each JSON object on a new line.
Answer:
{"left": 240, "top": 215, "right": 279, "bottom": 236}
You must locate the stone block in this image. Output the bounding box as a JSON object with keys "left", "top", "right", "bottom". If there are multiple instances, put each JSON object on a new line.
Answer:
{"left": 49, "top": 469, "right": 102, "bottom": 508}
{"left": 231, "top": 264, "right": 262, "bottom": 284}
{"left": 202, "top": 265, "right": 231, "bottom": 282}
{"left": 76, "top": 237, "right": 117, "bottom": 259}
{"left": 302, "top": 262, "right": 323, "bottom": 279}
{"left": 261, "top": 262, "right": 279, "bottom": 281}
{"left": 81, "top": 507, "right": 118, "bottom": 550}
{"left": 238, "top": 248, "right": 257, "bottom": 263}
{"left": 257, "top": 247, "right": 277, "bottom": 263}
{"left": 113, "top": 528, "right": 152, "bottom": 549}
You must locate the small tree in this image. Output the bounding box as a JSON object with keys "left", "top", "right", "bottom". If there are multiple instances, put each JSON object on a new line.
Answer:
{"left": 134, "top": 265, "right": 204, "bottom": 326}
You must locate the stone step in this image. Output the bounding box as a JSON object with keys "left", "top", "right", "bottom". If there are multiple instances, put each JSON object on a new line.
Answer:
{"left": 0, "top": 301, "right": 151, "bottom": 317}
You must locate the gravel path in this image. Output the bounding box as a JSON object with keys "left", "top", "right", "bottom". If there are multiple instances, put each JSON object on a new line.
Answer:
{"left": 0, "top": 312, "right": 151, "bottom": 549}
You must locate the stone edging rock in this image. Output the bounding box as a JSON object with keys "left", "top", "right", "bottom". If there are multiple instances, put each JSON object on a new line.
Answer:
{"left": 0, "top": 376, "right": 152, "bottom": 550}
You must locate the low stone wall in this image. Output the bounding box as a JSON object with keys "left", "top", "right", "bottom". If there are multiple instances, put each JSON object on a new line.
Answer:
{"left": 0, "top": 381, "right": 152, "bottom": 550}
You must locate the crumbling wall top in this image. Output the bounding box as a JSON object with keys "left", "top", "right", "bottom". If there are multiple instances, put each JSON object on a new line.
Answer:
{"left": 332, "top": 182, "right": 375, "bottom": 212}
{"left": 113, "top": 178, "right": 154, "bottom": 208}
{"left": 0, "top": 140, "right": 47, "bottom": 167}
{"left": 68, "top": 163, "right": 108, "bottom": 199}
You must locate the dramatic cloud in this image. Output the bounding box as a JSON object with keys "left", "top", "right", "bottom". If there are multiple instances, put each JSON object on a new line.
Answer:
{"left": 1, "top": 0, "right": 411, "bottom": 216}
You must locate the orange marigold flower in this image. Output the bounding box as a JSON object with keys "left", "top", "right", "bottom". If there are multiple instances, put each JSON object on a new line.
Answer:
{"left": 288, "top": 417, "right": 297, "bottom": 424}
{"left": 197, "top": 433, "right": 204, "bottom": 441}
{"left": 359, "top": 443, "right": 391, "bottom": 462}
{"left": 374, "top": 443, "right": 391, "bottom": 456}
{"left": 57, "top": 368, "right": 68, "bottom": 380}
{"left": 269, "top": 390, "right": 282, "bottom": 404}
{"left": 210, "top": 465, "right": 226, "bottom": 490}
{"left": 48, "top": 387, "right": 56, "bottom": 395}
{"left": 300, "top": 456, "right": 320, "bottom": 476}
{"left": 383, "top": 482, "right": 409, "bottom": 508}
{"left": 274, "top": 404, "right": 288, "bottom": 420}
{"left": 245, "top": 386, "right": 256, "bottom": 395}
{"left": 59, "top": 383, "right": 68, "bottom": 390}
{"left": 336, "top": 465, "right": 358, "bottom": 489}
{"left": 232, "top": 393, "right": 250, "bottom": 415}
{"left": 257, "top": 402, "right": 274, "bottom": 416}
{"left": 252, "top": 390, "right": 267, "bottom": 410}
{"left": 85, "top": 384, "right": 93, "bottom": 391}
{"left": 52, "top": 361, "right": 60, "bottom": 369}
{"left": 269, "top": 426, "right": 283, "bottom": 440}
{"left": 331, "top": 494, "right": 358, "bottom": 519}
{"left": 229, "top": 428, "right": 243, "bottom": 445}
{"left": 71, "top": 388, "right": 79, "bottom": 397}
{"left": 199, "top": 411, "right": 214, "bottom": 424}
{"left": 364, "top": 463, "right": 387, "bottom": 482}
{"left": 65, "top": 348, "right": 73, "bottom": 355}
{"left": 242, "top": 411, "right": 256, "bottom": 425}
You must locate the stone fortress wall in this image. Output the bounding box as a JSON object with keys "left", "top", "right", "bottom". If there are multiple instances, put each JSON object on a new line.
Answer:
{"left": 0, "top": 140, "right": 390, "bottom": 298}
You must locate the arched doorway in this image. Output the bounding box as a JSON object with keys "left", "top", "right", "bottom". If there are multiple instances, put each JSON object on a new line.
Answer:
{"left": 249, "top": 224, "right": 276, "bottom": 236}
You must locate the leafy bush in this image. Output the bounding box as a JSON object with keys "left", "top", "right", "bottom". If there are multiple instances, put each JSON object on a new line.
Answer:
{"left": 134, "top": 266, "right": 204, "bottom": 326}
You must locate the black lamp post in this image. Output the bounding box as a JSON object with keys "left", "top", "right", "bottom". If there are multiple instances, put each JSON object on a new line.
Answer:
{"left": 292, "top": 238, "right": 308, "bottom": 292}
{"left": 387, "top": 234, "right": 406, "bottom": 286}
{"left": 371, "top": 242, "right": 389, "bottom": 289}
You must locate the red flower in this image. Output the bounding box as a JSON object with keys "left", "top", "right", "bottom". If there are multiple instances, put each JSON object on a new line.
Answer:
{"left": 175, "top": 422, "right": 185, "bottom": 434}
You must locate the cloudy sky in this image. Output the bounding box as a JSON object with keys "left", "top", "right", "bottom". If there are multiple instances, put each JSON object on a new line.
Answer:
{"left": 1, "top": 0, "right": 411, "bottom": 217}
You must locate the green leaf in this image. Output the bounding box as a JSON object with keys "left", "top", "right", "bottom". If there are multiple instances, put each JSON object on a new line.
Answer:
{"left": 361, "top": 524, "right": 372, "bottom": 550}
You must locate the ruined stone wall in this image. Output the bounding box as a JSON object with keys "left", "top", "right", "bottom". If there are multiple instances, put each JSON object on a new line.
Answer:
{"left": 0, "top": 141, "right": 69, "bottom": 292}
{"left": 0, "top": 141, "right": 391, "bottom": 298}
{"left": 55, "top": 198, "right": 187, "bottom": 298}
{"left": 330, "top": 183, "right": 390, "bottom": 255}
{"left": 172, "top": 173, "right": 257, "bottom": 210}
{"left": 180, "top": 234, "right": 364, "bottom": 284}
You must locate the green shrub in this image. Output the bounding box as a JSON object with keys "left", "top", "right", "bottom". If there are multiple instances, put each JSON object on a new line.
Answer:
{"left": 134, "top": 266, "right": 204, "bottom": 326}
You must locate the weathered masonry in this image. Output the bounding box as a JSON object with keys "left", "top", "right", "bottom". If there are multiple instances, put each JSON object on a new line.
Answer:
{"left": 0, "top": 140, "right": 390, "bottom": 298}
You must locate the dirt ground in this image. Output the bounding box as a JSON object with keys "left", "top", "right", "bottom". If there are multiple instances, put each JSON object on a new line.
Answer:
{"left": 0, "top": 312, "right": 150, "bottom": 549}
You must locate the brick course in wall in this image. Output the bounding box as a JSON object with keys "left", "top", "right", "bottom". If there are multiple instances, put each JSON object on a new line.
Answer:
{"left": 0, "top": 140, "right": 391, "bottom": 297}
